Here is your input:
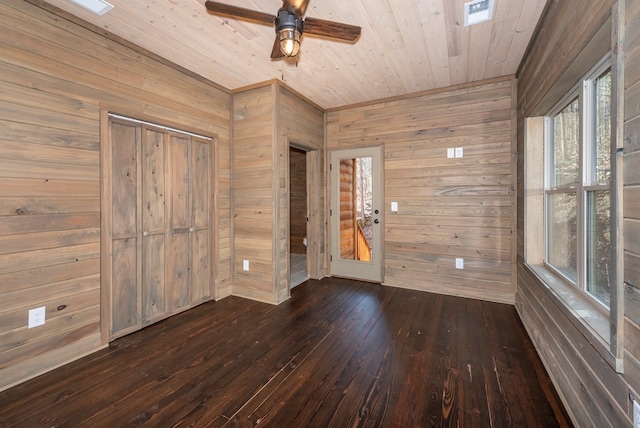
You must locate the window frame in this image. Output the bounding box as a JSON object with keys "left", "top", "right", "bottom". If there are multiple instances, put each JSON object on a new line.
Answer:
{"left": 523, "top": 13, "right": 624, "bottom": 373}
{"left": 543, "top": 55, "right": 612, "bottom": 312}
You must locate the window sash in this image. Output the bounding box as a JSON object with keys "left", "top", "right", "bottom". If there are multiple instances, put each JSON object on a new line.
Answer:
{"left": 544, "top": 56, "right": 612, "bottom": 309}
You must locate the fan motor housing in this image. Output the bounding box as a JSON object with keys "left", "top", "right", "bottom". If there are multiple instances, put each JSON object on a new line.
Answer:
{"left": 275, "top": 8, "right": 303, "bottom": 34}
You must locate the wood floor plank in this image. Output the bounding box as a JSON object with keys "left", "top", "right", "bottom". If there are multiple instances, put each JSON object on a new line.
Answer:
{"left": 222, "top": 282, "right": 398, "bottom": 427}
{"left": 0, "top": 278, "right": 572, "bottom": 427}
{"left": 129, "top": 279, "right": 373, "bottom": 427}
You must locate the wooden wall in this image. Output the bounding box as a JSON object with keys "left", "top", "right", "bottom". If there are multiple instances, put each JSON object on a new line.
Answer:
{"left": 276, "top": 86, "right": 325, "bottom": 300}
{"left": 290, "top": 147, "right": 307, "bottom": 255}
{"left": 326, "top": 78, "right": 516, "bottom": 304}
{"left": 624, "top": 0, "right": 640, "bottom": 336}
{"left": 0, "top": 0, "right": 231, "bottom": 392}
{"left": 231, "top": 85, "right": 277, "bottom": 303}
{"left": 516, "top": 0, "right": 640, "bottom": 426}
{"left": 232, "top": 83, "right": 325, "bottom": 303}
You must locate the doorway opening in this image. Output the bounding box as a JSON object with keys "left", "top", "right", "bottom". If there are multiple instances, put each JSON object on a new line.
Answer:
{"left": 289, "top": 146, "right": 309, "bottom": 288}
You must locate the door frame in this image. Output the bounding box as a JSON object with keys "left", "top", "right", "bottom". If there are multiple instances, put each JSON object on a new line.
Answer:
{"left": 287, "top": 142, "right": 322, "bottom": 289}
{"left": 329, "top": 146, "right": 384, "bottom": 283}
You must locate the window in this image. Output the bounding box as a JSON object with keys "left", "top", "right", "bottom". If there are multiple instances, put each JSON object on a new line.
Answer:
{"left": 545, "top": 57, "right": 612, "bottom": 308}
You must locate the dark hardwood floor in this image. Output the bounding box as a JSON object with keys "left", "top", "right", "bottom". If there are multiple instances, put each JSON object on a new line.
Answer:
{"left": 0, "top": 278, "right": 572, "bottom": 427}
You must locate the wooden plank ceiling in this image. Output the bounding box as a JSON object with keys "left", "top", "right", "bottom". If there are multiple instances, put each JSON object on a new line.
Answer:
{"left": 38, "top": 0, "right": 547, "bottom": 109}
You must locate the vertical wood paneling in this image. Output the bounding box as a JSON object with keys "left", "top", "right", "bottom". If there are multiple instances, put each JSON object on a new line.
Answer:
{"left": 327, "top": 78, "right": 515, "bottom": 304}
{"left": 516, "top": 0, "right": 640, "bottom": 426}
{"left": 289, "top": 148, "right": 307, "bottom": 255}
{"left": 0, "top": 0, "right": 230, "bottom": 391}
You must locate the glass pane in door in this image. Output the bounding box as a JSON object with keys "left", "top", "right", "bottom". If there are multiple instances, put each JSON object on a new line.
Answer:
{"left": 339, "top": 156, "right": 372, "bottom": 262}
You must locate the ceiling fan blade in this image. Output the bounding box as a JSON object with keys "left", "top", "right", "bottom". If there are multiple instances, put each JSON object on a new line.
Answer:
{"left": 205, "top": 1, "right": 275, "bottom": 26}
{"left": 283, "top": 0, "right": 310, "bottom": 16}
{"left": 270, "top": 36, "right": 285, "bottom": 60}
{"left": 303, "top": 17, "right": 361, "bottom": 42}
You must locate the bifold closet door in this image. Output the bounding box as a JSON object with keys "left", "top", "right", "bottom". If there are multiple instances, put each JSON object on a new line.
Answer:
{"left": 190, "top": 138, "right": 211, "bottom": 304}
{"left": 168, "top": 135, "right": 211, "bottom": 312}
{"left": 110, "top": 122, "right": 141, "bottom": 338}
{"left": 109, "top": 120, "right": 211, "bottom": 340}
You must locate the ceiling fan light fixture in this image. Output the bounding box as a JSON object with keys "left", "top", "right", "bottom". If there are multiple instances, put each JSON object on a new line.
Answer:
{"left": 278, "top": 28, "right": 301, "bottom": 57}
{"left": 276, "top": 9, "right": 303, "bottom": 57}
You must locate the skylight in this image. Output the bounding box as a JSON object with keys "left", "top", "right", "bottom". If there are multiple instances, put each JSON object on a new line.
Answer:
{"left": 69, "top": 0, "right": 114, "bottom": 16}
{"left": 464, "top": 0, "right": 494, "bottom": 26}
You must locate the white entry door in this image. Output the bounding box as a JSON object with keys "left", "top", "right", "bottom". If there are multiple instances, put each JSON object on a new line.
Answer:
{"left": 330, "top": 147, "right": 383, "bottom": 282}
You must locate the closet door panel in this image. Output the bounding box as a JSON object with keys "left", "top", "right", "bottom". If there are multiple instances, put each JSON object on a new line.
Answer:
{"left": 192, "top": 228, "right": 210, "bottom": 303}
{"left": 170, "top": 136, "right": 190, "bottom": 231}
{"left": 192, "top": 139, "right": 210, "bottom": 228}
{"left": 111, "top": 238, "right": 138, "bottom": 336}
{"left": 142, "top": 234, "right": 166, "bottom": 323}
{"left": 171, "top": 233, "right": 190, "bottom": 310}
{"left": 142, "top": 129, "right": 166, "bottom": 233}
{"left": 111, "top": 123, "right": 138, "bottom": 237}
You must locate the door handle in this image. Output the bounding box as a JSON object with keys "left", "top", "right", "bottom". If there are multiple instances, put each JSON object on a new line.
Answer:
{"left": 374, "top": 219, "right": 379, "bottom": 224}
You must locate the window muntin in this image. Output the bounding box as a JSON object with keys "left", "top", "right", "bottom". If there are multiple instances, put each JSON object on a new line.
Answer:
{"left": 545, "top": 59, "right": 611, "bottom": 308}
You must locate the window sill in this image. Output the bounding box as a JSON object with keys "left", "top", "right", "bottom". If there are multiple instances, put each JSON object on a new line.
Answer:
{"left": 524, "top": 263, "right": 621, "bottom": 372}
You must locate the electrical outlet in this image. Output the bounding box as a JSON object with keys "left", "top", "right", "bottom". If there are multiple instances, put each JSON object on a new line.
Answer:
{"left": 28, "top": 306, "right": 46, "bottom": 328}
{"left": 243, "top": 260, "right": 250, "bottom": 271}
{"left": 455, "top": 258, "right": 464, "bottom": 269}
{"left": 634, "top": 399, "right": 640, "bottom": 428}
{"left": 447, "top": 148, "right": 455, "bottom": 158}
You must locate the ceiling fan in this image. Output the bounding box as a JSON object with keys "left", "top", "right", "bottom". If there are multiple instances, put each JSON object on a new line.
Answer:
{"left": 204, "top": 0, "right": 361, "bottom": 59}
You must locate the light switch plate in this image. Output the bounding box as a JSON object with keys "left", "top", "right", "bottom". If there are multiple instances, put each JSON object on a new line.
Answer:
{"left": 243, "top": 260, "right": 249, "bottom": 271}
{"left": 455, "top": 258, "right": 464, "bottom": 269}
{"left": 455, "top": 147, "right": 464, "bottom": 158}
{"left": 391, "top": 202, "right": 398, "bottom": 212}
{"left": 447, "top": 148, "right": 455, "bottom": 158}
